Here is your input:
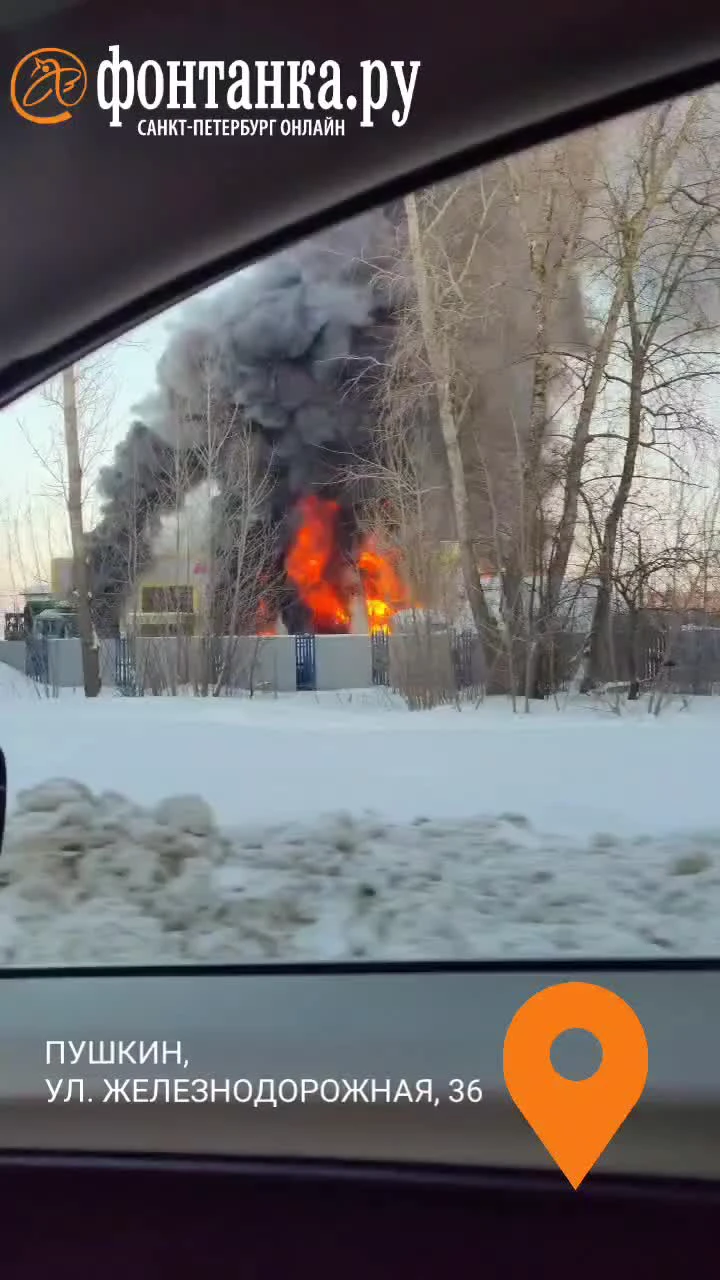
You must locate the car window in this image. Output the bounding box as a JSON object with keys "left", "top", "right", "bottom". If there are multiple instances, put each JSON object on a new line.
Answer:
{"left": 2, "top": 87, "right": 720, "bottom": 965}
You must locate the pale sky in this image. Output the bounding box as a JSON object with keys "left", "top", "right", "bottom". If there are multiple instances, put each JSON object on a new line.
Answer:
{"left": 0, "top": 319, "right": 162, "bottom": 606}
{"left": 0, "top": 277, "right": 236, "bottom": 612}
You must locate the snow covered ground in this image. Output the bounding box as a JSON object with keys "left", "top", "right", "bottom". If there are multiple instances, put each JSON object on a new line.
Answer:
{"left": 1, "top": 659, "right": 720, "bottom": 963}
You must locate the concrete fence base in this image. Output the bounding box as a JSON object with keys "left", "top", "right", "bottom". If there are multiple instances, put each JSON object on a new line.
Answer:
{"left": 99, "top": 636, "right": 298, "bottom": 695}
{"left": 0, "top": 634, "right": 378, "bottom": 693}
{"left": 315, "top": 635, "right": 373, "bottom": 690}
{"left": 0, "top": 631, "right": 479, "bottom": 695}
{"left": 0, "top": 637, "right": 84, "bottom": 689}
{"left": 0, "top": 641, "right": 25, "bottom": 675}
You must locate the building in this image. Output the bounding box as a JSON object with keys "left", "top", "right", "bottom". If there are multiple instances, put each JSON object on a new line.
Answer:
{"left": 53, "top": 539, "right": 210, "bottom": 637}
{"left": 4, "top": 574, "right": 73, "bottom": 641}
{"left": 120, "top": 552, "right": 210, "bottom": 636}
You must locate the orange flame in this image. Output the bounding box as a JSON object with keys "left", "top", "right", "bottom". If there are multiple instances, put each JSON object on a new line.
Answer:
{"left": 357, "top": 541, "right": 410, "bottom": 633}
{"left": 280, "top": 495, "right": 410, "bottom": 634}
{"left": 285, "top": 495, "right": 351, "bottom": 632}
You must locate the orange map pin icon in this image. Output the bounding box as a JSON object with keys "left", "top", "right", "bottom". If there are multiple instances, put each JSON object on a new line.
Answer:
{"left": 503, "top": 982, "right": 648, "bottom": 1189}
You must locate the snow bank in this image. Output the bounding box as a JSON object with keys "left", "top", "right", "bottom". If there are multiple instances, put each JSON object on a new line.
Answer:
{"left": 2, "top": 687, "right": 720, "bottom": 964}
{"left": 2, "top": 776, "right": 720, "bottom": 965}
{"left": 0, "top": 659, "right": 39, "bottom": 700}
{"left": 3, "top": 686, "right": 718, "bottom": 841}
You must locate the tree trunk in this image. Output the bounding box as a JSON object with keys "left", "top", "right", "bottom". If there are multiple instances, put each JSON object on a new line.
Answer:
{"left": 544, "top": 101, "right": 696, "bottom": 622}
{"left": 583, "top": 284, "right": 644, "bottom": 689}
{"left": 627, "top": 608, "right": 640, "bottom": 699}
{"left": 404, "top": 193, "right": 500, "bottom": 666}
{"left": 63, "top": 366, "right": 101, "bottom": 698}
{"left": 546, "top": 281, "right": 626, "bottom": 615}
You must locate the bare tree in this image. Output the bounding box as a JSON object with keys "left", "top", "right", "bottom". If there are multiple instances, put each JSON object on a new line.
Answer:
{"left": 0, "top": 493, "right": 64, "bottom": 605}
{"left": 402, "top": 187, "right": 497, "bottom": 657}
{"left": 498, "top": 131, "right": 598, "bottom": 686}
{"left": 207, "top": 426, "right": 280, "bottom": 697}
{"left": 580, "top": 94, "right": 720, "bottom": 686}
{"left": 62, "top": 367, "right": 101, "bottom": 696}
{"left": 607, "top": 503, "right": 702, "bottom": 697}
{"left": 12, "top": 354, "right": 118, "bottom": 695}
{"left": 125, "top": 354, "right": 282, "bottom": 698}
{"left": 386, "top": 140, "right": 596, "bottom": 697}
{"left": 16, "top": 354, "right": 115, "bottom": 522}
{"left": 346, "top": 408, "right": 474, "bottom": 708}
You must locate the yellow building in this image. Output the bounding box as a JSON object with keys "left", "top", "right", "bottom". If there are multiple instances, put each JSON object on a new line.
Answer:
{"left": 122, "top": 552, "right": 210, "bottom": 636}
{"left": 52, "top": 552, "right": 210, "bottom": 636}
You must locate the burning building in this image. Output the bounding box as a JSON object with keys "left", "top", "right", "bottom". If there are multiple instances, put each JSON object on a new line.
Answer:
{"left": 86, "top": 165, "right": 589, "bottom": 638}
{"left": 82, "top": 103, "right": 720, "bottom": 649}
{"left": 86, "top": 203, "right": 417, "bottom": 637}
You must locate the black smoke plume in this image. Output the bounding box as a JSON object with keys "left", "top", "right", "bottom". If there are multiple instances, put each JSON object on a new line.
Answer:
{"left": 87, "top": 204, "right": 403, "bottom": 636}
{"left": 87, "top": 164, "right": 592, "bottom": 635}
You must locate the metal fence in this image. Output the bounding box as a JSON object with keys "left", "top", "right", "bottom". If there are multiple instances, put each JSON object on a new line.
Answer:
{"left": 544, "top": 617, "right": 720, "bottom": 695}
{"left": 108, "top": 636, "right": 249, "bottom": 695}
{"left": 450, "top": 629, "right": 478, "bottom": 690}
{"left": 25, "top": 635, "right": 49, "bottom": 685}
{"left": 294, "top": 634, "right": 316, "bottom": 691}
{"left": 17, "top": 617, "right": 720, "bottom": 699}
{"left": 380, "top": 619, "right": 720, "bottom": 698}
{"left": 113, "top": 636, "right": 138, "bottom": 695}
{"left": 371, "top": 631, "right": 390, "bottom": 685}
{"left": 662, "top": 625, "right": 720, "bottom": 695}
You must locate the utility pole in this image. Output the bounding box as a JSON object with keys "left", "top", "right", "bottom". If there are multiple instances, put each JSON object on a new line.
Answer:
{"left": 62, "top": 365, "right": 101, "bottom": 697}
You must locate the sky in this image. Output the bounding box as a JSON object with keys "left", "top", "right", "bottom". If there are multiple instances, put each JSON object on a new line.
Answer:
{"left": 0, "top": 277, "right": 238, "bottom": 613}
{"left": 0, "top": 317, "right": 162, "bottom": 607}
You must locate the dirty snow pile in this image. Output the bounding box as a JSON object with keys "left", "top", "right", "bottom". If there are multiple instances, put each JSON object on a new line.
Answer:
{"left": 2, "top": 777, "right": 720, "bottom": 964}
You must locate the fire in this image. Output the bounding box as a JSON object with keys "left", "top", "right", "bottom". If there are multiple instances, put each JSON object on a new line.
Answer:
{"left": 285, "top": 495, "right": 351, "bottom": 632}
{"left": 253, "top": 573, "right": 278, "bottom": 635}
{"left": 357, "top": 541, "right": 409, "bottom": 633}
{"left": 283, "top": 494, "right": 410, "bottom": 634}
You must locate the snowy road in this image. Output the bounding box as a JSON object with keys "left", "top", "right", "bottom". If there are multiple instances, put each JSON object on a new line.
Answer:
{"left": 1, "top": 677, "right": 717, "bottom": 839}
{"left": 1, "top": 663, "right": 720, "bottom": 964}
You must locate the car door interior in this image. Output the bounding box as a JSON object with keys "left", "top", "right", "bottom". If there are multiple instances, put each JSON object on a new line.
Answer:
{"left": 1, "top": 963, "right": 720, "bottom": 1276}
{"left": 0, "top": 747, "right": 5, "bottom": 854}
{"left": 3, "top": 0, "right": 720, "bottom": 405}
{"left": 2, "top": 1155, "right": 720, "bottom": 1278}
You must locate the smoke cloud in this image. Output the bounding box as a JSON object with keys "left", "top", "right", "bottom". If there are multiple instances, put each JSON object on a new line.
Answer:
{"left": 94, "top": 121, "right": 691, "bottom": 633}
{"left": 87, "top": 160, "right": 595, "bottom": 634}
{"left": 86, "top": 97, "right": 720, "bottom": 640}
{"left": 88, "top": 203, "right": 404, "bottom": 634}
